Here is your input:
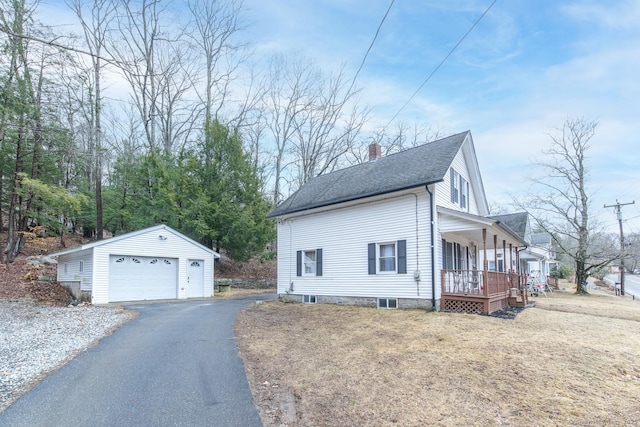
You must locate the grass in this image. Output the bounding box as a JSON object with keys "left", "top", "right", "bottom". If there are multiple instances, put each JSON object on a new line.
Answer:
{"left": 235, "top": 283, "right": 640, "bottom": 426}
{"left": 213, "top": 287, "right": 276, "bottom": 299}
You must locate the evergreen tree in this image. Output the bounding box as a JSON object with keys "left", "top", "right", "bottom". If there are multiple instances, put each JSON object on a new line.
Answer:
{"left": 185, "top": 120, "right": 274, "bottom": 261}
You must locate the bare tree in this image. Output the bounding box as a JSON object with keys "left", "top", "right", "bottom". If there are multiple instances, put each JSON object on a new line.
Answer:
{"left": 67, "top": 0, "right": 117, "bottom": 240}
{"left": 108, "top": 0, "right": 185, "bottom": 153}
{"left": 263, "top": 54, "right": 315, "bottom": 204}
{"left": 516, "top": 118, "right": 617, "bottom": 293}
{"left": 186, "top": 0, "right": 244, "bottom": 125}
{"left": 262, "top": 54, "right": 368, "bottom": 203}
{"left": 290, "top": 65, "right": 367, "bottom": 186}
{"left": 346, "top": 121, "right": 443, "bottom": 165}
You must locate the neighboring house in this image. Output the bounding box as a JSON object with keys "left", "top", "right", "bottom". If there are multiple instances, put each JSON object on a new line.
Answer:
{"left": 524, "top": 232, "right": 557, "bottom": 283}
{"left": 488, "top": 213, "right": 557, "bottom": 285}
{"left": 50, "top": 224, "right": 219, "bottom": 304}
{"left": 267, "top": 131, "right": 529, "bottom": 314}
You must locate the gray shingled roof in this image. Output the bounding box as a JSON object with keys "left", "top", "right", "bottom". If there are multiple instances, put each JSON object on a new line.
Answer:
{"left": 489, "top": 212, "right": 528, "bottom": 240}
{"left": 530, "top": 232, "right": 551, "bottom": 245}
{"left": 268, "top": 131, "right": 469, "bottom": 218}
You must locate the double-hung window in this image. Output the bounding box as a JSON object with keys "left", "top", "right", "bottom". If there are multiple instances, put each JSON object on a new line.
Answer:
{"left": 368, "top": 240, "right": 406, "bottom": 274}
{"left": 378, "top": 243, "right": 396, "bottom": 272}
{"left": 296, "top": 249, "right": 323, "bottom": 277}
{"left": 451, "top": 168, "right": 470, "bottom": 211}
{"left": 450, "top": 169, "right": 460, "bottom": 204}
{"left": 460, "top": 177, "right": 469, "bottom": 210}
{"left": 303, "top": 250, "right": 316, "bottom": 275}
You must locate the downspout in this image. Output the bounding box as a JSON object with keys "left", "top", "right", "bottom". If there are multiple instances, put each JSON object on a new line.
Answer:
{"left": 411, "top": 193, "right": 420, "bottom": 297}
{"left": 425, "top": 185, "right": 436, "bottom": 310}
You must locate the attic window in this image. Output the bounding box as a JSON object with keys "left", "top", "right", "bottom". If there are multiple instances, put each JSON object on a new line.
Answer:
{"left": 460, "top": 177, "right": 469, "bottom": 210}
{"left": 451, "top": 169, "right": 460, "bottom": 204}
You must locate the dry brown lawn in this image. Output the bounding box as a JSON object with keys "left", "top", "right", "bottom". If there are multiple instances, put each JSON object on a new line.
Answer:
{"left": 214, "top": 287, "right": 276, "bottom": 299}
{"left": 235, "top": 284, "right": 640, "bottom": 426}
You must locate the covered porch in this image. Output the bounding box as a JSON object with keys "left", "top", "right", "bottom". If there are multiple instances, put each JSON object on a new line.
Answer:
{"left": 438, "top": 207, "right": 529, "bottom": 314}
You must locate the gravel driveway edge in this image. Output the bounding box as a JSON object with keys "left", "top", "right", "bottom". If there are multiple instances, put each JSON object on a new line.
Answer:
{"left": 0, "top": 301, "right": 135, "bottom": 412}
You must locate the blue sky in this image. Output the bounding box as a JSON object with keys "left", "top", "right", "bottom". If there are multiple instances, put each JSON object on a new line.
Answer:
{"left": 243, "top": 0, "right": 640, "bottom": 233}
{"left": 38, "top": 0, "right": 640, "bottom": 233}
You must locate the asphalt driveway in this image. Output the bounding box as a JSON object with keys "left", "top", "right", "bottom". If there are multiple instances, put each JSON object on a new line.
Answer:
{"left": 0, "top": 294, "right": 276, "bottom": 427}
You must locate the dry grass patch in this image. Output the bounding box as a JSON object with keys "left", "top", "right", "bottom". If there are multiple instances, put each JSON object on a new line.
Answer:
{"left": 236, "top": 291, "right": 640, "bottom": 426}
{"left": 214, "top": 287, "right": 275, "bottom": 299}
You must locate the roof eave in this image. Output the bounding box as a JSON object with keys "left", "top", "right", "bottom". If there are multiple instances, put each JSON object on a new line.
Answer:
{"left": 267, "top": 179, "right": 444, "bottom": 218}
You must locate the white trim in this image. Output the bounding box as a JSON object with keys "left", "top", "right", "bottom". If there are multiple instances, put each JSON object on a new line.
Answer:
{"left": 377, "top": 297, "right": 398, "bottom": 309}
{"left": 377, "top": 242, "right": 397, "bottom": 273}
{"left": 302, "top": 249, "right": 317, "bottom": 276}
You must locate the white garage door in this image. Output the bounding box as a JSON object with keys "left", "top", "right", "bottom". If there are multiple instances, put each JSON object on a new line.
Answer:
{"left": 109, "top": 255, "right": 178, "bottom": 302}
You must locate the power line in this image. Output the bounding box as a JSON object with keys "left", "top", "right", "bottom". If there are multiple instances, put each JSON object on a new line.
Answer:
{"left": 347, "top": 0, "right": 395, "bottom": 96}
{"left": 384, "top": 0, "right": 498, "bottom": 128}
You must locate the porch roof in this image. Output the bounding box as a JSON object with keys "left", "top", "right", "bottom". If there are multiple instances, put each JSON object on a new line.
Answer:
{"left": 437, "top": 206, "right": 527, "bottom": 248}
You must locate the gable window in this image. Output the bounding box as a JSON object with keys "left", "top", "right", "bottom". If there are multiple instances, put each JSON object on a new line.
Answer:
{"left": 451, "top": 168, "right": 470, "bottom": 211}
{"left": 460, "top": 176, "right": 469, "bottom": 210}
{"left": 79, "top": 261, "right": 84, "bottom": 273}
{"left": 368, "top": 240, "right": 406, "bottom": 275}
{"left": 296, "top": 249, "right": 323, "bottom": 277}
{"left": 450, "top": 169, "right": 460, "bottom": 204}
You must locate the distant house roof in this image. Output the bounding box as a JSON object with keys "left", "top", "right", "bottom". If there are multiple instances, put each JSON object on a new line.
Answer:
{"left": 268, "top": 131, "right": 470, "bottom": 218}
{"left": 530, "top": 232, "right": 552, "bottom": 245}
{"left": 490, "top": 212, "right": 528, "bottom": 240}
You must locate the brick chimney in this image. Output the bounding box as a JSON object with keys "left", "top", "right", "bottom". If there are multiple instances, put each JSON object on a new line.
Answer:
{"left": 368, "top": 143, "right": 382, "bottom": 161}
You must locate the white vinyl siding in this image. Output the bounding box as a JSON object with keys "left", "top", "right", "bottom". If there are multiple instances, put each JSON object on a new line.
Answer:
{"left": 56, "top": 249, "right": 93, "bottom": 291}
{"left": 90, "top": 228, "right": 214, "bottom": 304}
{"left": 276, "top": 189, "right": 433, "bottom": 300}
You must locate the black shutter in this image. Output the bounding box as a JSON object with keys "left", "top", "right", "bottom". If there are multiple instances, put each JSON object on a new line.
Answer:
{"left": 296, "top": 250, "right": 302, "bottom": 276}
{"left": 316, "top": 249, "right": 322, "bottom": 276}
{"left": 368, "top": 243, "right": 376, "bottom": 275}
{"left": 397, "top": 240, "right": 407, "bottom": 274}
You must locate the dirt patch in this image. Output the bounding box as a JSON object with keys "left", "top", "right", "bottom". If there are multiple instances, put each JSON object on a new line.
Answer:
{"left": 216, "top": 255, "right": 276, "bottom": 279}
{"left": 236, "top": 288, "right": 640, "bottom": 426}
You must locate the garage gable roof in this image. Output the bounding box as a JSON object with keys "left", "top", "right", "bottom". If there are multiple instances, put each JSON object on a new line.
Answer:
{"left": 50, "top": 224, "right": 220, "bottom": 258}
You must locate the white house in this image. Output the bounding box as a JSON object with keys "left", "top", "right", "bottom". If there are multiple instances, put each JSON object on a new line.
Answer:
{"left": 267, "top": 131, "right": 529, "bottom": 314}
{"left": 50, "top": 224, "right": 219, "bottom": 304}
{"left": 488, "top": 213, "right": 557, "bottom": 286}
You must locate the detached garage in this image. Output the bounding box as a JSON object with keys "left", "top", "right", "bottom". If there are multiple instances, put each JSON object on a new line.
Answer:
{"left": 51, "top": 224, "right": 219, "bottom": 304}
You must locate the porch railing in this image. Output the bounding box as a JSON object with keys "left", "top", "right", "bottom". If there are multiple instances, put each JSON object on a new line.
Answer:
{"left": 441, "top": 270, "right": 528, "bottom": 297}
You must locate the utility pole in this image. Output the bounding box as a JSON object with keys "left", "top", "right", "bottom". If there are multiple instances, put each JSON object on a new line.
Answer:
{"left": 604, "top": 200, "right": 635, "bottom": 296}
